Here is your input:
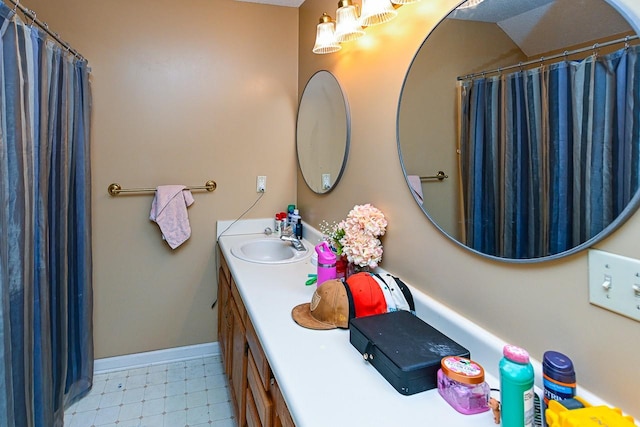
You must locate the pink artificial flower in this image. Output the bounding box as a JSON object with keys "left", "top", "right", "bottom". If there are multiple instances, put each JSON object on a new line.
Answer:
{"left": 338, "top": 204, "right": 387, "bottom": 268}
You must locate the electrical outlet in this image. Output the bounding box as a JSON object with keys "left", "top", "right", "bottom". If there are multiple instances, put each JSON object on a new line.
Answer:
{"left": 322, "top": 174, "right": 331, "bottom": 190}
{"left": 256, "top": 176, "right": 266, "bottom": 193}
{"left": 588, "top": 249, "right": 640, "bottom": 322}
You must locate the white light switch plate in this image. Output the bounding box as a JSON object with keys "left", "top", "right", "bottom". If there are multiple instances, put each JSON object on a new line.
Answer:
{"left": 588, "top": 249, "right": 640, "bottom": 322}
{"left": 322, "top": 174, "right": 331, "bottom": 190}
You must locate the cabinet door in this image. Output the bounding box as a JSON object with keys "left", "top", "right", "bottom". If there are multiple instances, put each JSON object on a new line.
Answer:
{"left": 230, "top": 299, "right": 247, "bottom": 427}
{"left": 272, "top": 380, "right": 295, "bottom": 427}
{"left": 218, "top": 268, "right": 232, "bottom": 377}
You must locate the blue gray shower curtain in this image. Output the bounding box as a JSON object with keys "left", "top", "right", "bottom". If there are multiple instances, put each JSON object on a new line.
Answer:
{"left": 0, "top": 3, "right": 93, "bottom": 427}
{"left": 459, "top": 45, "right": 640, "bottom": 259}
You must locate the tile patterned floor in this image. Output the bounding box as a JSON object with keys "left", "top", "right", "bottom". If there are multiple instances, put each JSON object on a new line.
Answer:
{"left": 64, "top": 355, "right": 237, "bottom": 427}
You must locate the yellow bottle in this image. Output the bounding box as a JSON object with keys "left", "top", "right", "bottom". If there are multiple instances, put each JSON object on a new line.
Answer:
{"left": 545, "top": 396, "right": 636, "bottom": 427}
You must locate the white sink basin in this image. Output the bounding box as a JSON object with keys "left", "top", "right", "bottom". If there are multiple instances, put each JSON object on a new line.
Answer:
{"left": 231, "top": 238, "right": 311, "bottom": 264}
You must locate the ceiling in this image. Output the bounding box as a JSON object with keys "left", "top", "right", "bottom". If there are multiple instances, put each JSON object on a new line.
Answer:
{"left": 234, "top": 0, "right": 303, "bottom": 7}
{"left": 235, "top": 0, "right": 635, "bottom": 57}
{"left": 450, "top": 0, "right": 634, "bottom": 57}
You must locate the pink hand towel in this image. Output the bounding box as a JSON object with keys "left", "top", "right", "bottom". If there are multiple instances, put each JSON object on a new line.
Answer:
{"left": 407, "top": 175, "right": 424, "bottom": 204}
{"left": 150, "top": 185, "right": 195, "bottom": 249}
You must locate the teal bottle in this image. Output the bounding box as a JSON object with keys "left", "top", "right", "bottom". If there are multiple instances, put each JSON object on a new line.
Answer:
{"left": 499, "top": 345, "right": 535, "bottom": 427}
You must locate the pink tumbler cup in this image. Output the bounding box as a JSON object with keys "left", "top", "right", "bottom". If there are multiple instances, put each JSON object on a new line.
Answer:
{"left": 315, "top": 242, "right": 337, "bottom": 287}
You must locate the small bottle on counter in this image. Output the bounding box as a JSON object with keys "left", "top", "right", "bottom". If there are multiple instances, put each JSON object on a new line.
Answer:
{"left": 437, "top": 356, "right": 490, "bottom": 415}
{"left": 274, "top": 213, "right": 282, "bottom": 237}
{"left": 295, "top": 218, "right": 303, "bottom": 239}
{"left": 500, "top": 345, "right": 535, "bottom": 427}
{"left": 290, "top": 209, "right": 301, "bottom": 228}
{"left": 542, "top": 351, "right": 576, "bottom": 408}
{"left": 286, "top": 204, "right": 296, "bottom": 226}
{"left": 278, "top": 212, "right": 287, "bottom": 236}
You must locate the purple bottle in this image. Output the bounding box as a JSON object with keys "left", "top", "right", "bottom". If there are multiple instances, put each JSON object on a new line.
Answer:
{"left": 315, "top": 242, "right": 337, "bottom": 287}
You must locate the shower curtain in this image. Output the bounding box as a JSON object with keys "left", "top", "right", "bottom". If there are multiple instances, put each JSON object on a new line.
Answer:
{"left": 459, "top": 44, "right": 640, "bottom": 259}
{"left": 0, "top": 3, "right": 93, "bottom": 427}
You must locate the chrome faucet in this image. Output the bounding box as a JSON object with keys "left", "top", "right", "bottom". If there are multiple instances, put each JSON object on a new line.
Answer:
{"left": 280, "top": 233, "right": 305, "bottom": 251}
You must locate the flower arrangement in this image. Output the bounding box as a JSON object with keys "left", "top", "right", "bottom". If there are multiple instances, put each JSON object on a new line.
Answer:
{"left": 320, "top": 204, "right": 387, "bottom": 269}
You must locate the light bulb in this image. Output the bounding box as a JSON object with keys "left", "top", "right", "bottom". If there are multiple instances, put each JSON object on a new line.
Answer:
{"left": 335, "top": 0, "right": 365, "bottom": 42}
{"left": 313, "top": 13, "right": 341, "bottom": 54}
{"left": 360, "top": 0, "right": 397, "bottom": 27}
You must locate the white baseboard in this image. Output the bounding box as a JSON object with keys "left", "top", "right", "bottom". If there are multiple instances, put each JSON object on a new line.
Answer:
{"left": 94, "top": 342, "right": 220, "bottom": 375}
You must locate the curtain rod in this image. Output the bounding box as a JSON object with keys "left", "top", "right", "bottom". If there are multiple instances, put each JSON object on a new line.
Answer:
{"left": 6, "top": 0, "right": 86, "bottom": 61}
{"left": 457, "top": 34, "right": 639, "bottom": 81}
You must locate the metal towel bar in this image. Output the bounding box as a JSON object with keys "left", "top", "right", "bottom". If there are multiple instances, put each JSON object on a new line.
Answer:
{"left": 420, "top": 171, "right": 448, "bottom": 182}
{"left": 107, "top": 180, "right": 217, "bottom": 196}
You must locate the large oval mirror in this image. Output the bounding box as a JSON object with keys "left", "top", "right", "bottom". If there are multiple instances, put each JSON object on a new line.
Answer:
{"left": 398, "top": 0, "right": 640, "bottom": 262}
{"left": 297, "top": 70, "right": 350, "bottom": 194}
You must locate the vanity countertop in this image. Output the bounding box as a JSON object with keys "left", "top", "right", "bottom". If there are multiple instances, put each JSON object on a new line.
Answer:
{"left": 216, "top": 219, "right": 606, "bottom": 427}
{"left": 217, "top": 222, "right": 505, "bottom": 426}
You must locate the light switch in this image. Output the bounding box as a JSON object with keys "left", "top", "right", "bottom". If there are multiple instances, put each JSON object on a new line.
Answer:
{"left": 588, "top": 249, "right": 640, "bottom": 322}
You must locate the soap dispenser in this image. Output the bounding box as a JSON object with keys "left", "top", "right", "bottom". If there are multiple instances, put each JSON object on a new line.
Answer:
{"left": 315, "top": 242, "right": 337, "bottom": 287}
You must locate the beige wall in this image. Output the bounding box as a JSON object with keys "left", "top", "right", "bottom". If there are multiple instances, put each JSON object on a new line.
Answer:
{"left": 399, "top": 19, "right": 526, "bottom": 239}
{"left": 21, "top": 0, "right": 640, "bottom": 418}
{"left": 27, "top": 0, "right": 298, "bottom": 358}
{"left": 298, "top": 0, "right": 640, "bottom": 419}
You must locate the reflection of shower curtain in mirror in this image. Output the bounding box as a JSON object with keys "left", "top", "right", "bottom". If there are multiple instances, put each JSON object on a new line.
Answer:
{"left": 458, "top": 45, "right": 640, "bottom": 259}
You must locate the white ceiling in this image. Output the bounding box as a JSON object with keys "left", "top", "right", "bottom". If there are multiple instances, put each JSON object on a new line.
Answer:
{"left": 235, "top": 0, "right": 635, "bottom": 57}
{"left": 450, "top": 0, "right": 555, "bottom": 22}
{"left": 234, "top": 0, "right": 303, "bottom": 7}
{"left": 450, "top": 0, "right": 634, "bottom": 57}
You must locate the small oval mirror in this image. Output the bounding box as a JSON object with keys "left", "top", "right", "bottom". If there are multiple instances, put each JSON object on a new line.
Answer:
{"left": 297, "top": 71, "right": 350, "bottom": 194}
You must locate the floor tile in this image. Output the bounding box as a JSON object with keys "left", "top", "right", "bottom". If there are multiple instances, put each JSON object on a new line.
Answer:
{"left": 144, "top": 383, "right": 166, "bottom": 400}
{"left": 63, "top": 356, "right": 235, "bottom": 426}
{"left": 141, "top": 397, "right": 165, "bottom": 417}
{"left": 99, "top": 391, "right": 123, "bottom": 408}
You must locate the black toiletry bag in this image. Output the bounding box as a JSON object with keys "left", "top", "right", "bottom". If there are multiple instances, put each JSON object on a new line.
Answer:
{"left": 349, "top": 310, "right": 470, "bottom": 395}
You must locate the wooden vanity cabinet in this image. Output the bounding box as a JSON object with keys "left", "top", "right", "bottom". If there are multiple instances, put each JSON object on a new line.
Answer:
{"left": 272, "top": 380, "right": 296, "bottom": 427}
{"left": 218, "top": 254, "right": 232, "bottom": 378}
{"left": 230, "top": 291, "right": 248, "bottom": 426}
{"left": 246, "top": 320, "right": 275, "bottom": 427}
{"left": 217, "top": 250, "right": 295, "bottom": 427}
{"left": 218, "top": 250, "right": 247, "bottom": 426}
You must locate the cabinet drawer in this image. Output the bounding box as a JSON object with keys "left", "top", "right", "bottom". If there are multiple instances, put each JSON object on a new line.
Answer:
{"left": 246, "top": 320, "right": 272, "bottom": 390}
{"left": 247, "top": 349, "right": 274, "bottom": 427}
{"left": 246, "top": 386, "right": 261, "bottom": 427}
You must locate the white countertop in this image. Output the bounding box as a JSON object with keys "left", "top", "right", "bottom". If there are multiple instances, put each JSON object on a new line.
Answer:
{"left": 216, "top": 219, "right": 606, "bottom": 427}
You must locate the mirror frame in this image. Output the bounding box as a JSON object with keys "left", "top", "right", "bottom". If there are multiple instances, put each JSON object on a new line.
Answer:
{"left": 296, "top": 70, "right": 350, "bottom": 194}
{"left": 396, "top": 0, "right": 640, "bottom": 263}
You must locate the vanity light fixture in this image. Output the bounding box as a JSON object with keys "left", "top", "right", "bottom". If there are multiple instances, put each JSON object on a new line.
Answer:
{"left": 312, "top": 13, "right": 342, "bottom": 54}
{"left": 313, "top": 0, "right": 421, "bottom": 54}
{"left": 335, "top": 0, "right": 365, "bottom": 42}
{"left": 359, "top": 0, "right": 397, "bottom": 26}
